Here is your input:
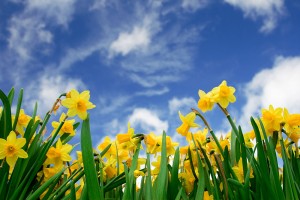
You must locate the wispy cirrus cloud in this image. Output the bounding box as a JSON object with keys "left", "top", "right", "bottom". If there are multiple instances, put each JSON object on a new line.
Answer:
{"left": 224, "top": 0, "right": 285, "bottom": 33}
{"left": 168, "top": 97, "right": 197, "bottom": 115}
{"left": 181, "top": 0, "right": 209, "bottom": 12}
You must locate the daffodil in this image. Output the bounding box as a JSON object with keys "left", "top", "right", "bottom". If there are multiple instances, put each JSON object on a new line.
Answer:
{"left": 156, "top": 135, "right": 179, "bottom": 156}
{"left": 45, "top": 138, "right": 72, "bottom": 169}
{"left": 203, "top": 191, "right": 213, "bottom": 200}
{"left": 97, "top": 136, "right": 117, "bottom": 159}
{"left": 179, "top": 171, "right": 196, "bottom": 194}
{"left": 12, "top": 109, "right": 31, "bottom": 136}
{"left": 0, "top": 131, "right": 28, "bottom": 168}
{"left": 198, "top": 90, "right": 215, "bottom": 112}
{"left": 243, "top": 132, "right": 254, "bottom": 148}
{"left": 232, "top": 159, "right": 254, "bottom": 183}
{"left": 283, "top": 108, "right": 300, "bottom": 143}
{"left": 52, "top": 112, "right": 76, "bottom": 136}
{"left": 186, "top": 128, "right": 208, "bottom": 143}
{"left": 144, "top": 132, "right": 160, "bottom": 154}
{"left": 134, "top": 170, "right": 145, "bottom": 178}
{"left": 61, "top": 89, "right": 96, "bottom": 120}
{"left": 261, "top": 105, "right": 283, "bottom": 135}
{"left": 176, "top": 111, "right": 199, "bottom": 137}
{"left": 211, "top": 80, "right": 236, "bottom": 108}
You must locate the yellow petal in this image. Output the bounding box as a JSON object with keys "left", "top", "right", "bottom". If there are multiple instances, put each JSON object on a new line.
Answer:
{"left": 77, "top": 111, "right": 87, "bottom": 120}
{"left": 0, "top": 150, "right": 6, "bottom": 159}
{"left": 61, "top": 144, "right": 72, "bottom": 153}
{"left": 6, "top": 156, "right": 18, "bottom": 167}
{"left": 61, "top": 99, "right": 75, "bottom": 108}
{"left": 86, "top": 102, "right": 96, "bottom": 109}
{"left": 56, "top": 139, "right": 62, "bottom": 149}
{"left": 80, "top": 91, "right": 90, "bottom": 100}
{"left": 61, "top": 153, "right": 72, "bottom": 162}
{"left": 52, "top": 121, "right": 60, "bottom": 128}
{"left": 70, "top": 89, "right": 80, "bottom": 99}
{"left": 67, "top": 108, "right": 77, "bottom": 117}
{"left": 0, "top": 138, "right": 6, "bottom": 146}
{"left": 15, "top": 138, "right": 26, "bottom": 148}
{"left": 59, "top": 113, "right": 67, "bottom": 122}
{"left": 7, "top": 131, "right": 17, "bottom": 143}
{"left": 17, "top": 149, "right": 28, "bottom": 158}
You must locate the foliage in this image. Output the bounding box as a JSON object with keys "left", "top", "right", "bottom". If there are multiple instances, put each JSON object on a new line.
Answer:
{"left": 0, "top": 80, "right": 300, "bottom": 199}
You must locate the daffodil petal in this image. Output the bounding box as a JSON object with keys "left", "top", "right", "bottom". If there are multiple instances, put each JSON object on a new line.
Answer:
{"left": 6, "top": 156, "right": 18, "bottom": 168}
{"left": 17, "top": 149, "right": 28, "bottom": 158}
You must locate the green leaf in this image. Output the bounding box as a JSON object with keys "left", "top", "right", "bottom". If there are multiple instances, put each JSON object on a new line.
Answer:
{"left": 169, "top": 147, "right": 180, "bottom": 200}
{"left": 153, "top": 131, "right": 168, "bottom": 200}
{"left": 81, "top": 115, "right": 103, "bottom": 200}
{"left": 12, "top": 88, "right": 23, "bottom": 130}
{"left": 0, "top": 89, "right": 12, "bottom": 138}
{"left": 26, "top": 168, "right": 65, "bottom": 200}
{"left": 145, "top": 153, "right": 153, "bottom": 200}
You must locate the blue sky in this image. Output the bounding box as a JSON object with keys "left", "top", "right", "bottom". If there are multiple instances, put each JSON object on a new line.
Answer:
{"left": 1, "top": 0, "right": 300, "bottom": 146}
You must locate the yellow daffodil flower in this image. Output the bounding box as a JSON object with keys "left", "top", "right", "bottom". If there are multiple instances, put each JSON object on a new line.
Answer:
{"left": 134, "top": 170, "right": 145, "bottom": 178}
{"left": 156, "top": 135, "right": 179, "bottom": 156}
{"left": 45, "top": 138, "right": 72, "bottom": 169}
{"left": 203, "top": 191, "right": 214, "bottom": 200}
{"left": 283, "top": 108, "right": 300, "bottom": 143}
{"left": 232, "top": 159, "right": 254, "bottom": 183}
{"left": 52, "top": 112, "right": 76, "bottom": 136}
{"left": 261, "top": 105, "right": 283, "bottom": 134}
{"left": 186, "top": 128, "right": 208, "bottom": 143}
{"left": 198, "top": 90, "right": 215, "bottom": 112}
{"left": 12, "top": 109, "right": 31, "bottom": 136}
{"left": 0, "top": 131, "right": 28, "bottom": 168}
{"left": 97, "top": 136, "right": 117, "bottom": 159}
{"left": 61, "top": 89, "right": 96, "bottom": 120}
{"left": 144, "top": 132, "right": 160, "bottom": 154}
{"left": 179, "top": 171, "right": 196, "bottom": 194}
{"left": 211, "top": 80, "right": 236, "bottom": 108}
{"left": 243, "top": 132, "right": 254, "bottom": 148}
{"left": 176, "top": 111, "right": 199, "bottom": 137}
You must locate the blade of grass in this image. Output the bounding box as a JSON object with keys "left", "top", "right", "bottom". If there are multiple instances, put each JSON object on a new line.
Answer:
{"left": 169, "top": 147, "right": 180, "bottom": 200}
{"left": 145, "top": 153, "right": 153, "bottom": 200}
{"left": 153, "top": 131, "right": 168, "bottom": 200}
{"left": 81, "top": 115, "right": 103, "bottom": 200}
{"left": 0, "top": 89, "right": 12, "bottom": 138}
{"left": 12, "top": 88, "right": 23, "bottom": 130}
{"left": 26, "top": 168, "right": 65, "bottom": 200}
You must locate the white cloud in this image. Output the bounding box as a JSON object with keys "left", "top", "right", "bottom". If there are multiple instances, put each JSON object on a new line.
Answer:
{"left": 109, "top": 17, "right": 152, "bottom": 57}
{"left": 8, "top": 16, "right": 53, "bottom": 60}
{"left": 168, "top": 97, "right": 197, "bottom": 115}
{"left": 24, "top": 72, "right": 85, "bottom": 115}
{"left": 128, "top": 108, "right": 168, "bottom": 134}
{"left": 136, "top": 87, "right": 169, "bottom": 96}
{"left": 224, "top": 0, "right": 285, "bottom": 33}
{"left": 129, "top": 74, "right": 181, "bottom": 88}
{"left": 182, "top": 0, "right": 209, "bottom": 12}
{"left": 27, "top": 0, "right": 76, "bottom": 26}
{"left": 97, "top": 95, "right": 131, "bottom": 115}
{"left": 109, "top": 26, "right": 150, "bottom": 56}
{"left": 240, "top": 56, "right": 300, "bottom": 130}
{"left": 6, "top": 0, "right": 76, "bottom": 64}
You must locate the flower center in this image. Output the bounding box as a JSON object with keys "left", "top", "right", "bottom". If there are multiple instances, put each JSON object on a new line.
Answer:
{"left": 76, "top": 100, "right": 87, "bottom": 112}
{"left": 6, "top": 145, "right": 16, "bottom": 157}
{"left": 18, "top": 114, "right": 28, "bottom": 125}
{"left": 219, "top": 85, "right": 230, "bottom": 97}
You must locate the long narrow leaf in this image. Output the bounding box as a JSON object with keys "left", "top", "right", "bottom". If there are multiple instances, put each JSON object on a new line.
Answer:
{"left": 81, "top": 115, "right": 102, "bottom": 200}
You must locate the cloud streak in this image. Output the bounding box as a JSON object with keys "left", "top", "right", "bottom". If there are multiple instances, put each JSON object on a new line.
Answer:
{"left": 224, "top": 0, "right": 285, "bottom": 33}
